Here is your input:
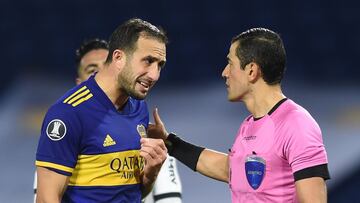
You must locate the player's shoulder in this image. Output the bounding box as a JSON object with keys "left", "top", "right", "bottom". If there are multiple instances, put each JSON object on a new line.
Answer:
{"left": 60, "top": 83, "right": 94, "bottom": 107}
{"left": 277, "top": 99, "right": 319, "bottom": 129}
{"left": 48, "top": 83, "right": 93, "bottom": 115}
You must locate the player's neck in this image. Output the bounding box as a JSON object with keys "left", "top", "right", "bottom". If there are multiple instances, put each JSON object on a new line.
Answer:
{"left": 95, "top": 68, "right": 129, "bottom": 110}
{"left": 244, "top": 83, "right": 285, "bottom": 118}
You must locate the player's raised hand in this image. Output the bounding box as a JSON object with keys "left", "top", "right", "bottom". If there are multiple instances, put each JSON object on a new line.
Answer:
{"left": 147, "top": 108, "right": 168, "bottom": 140}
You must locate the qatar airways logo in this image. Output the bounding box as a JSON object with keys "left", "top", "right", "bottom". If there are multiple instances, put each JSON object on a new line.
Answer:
{"left": 110, "top": 156, "right": 145, "bottom": 179}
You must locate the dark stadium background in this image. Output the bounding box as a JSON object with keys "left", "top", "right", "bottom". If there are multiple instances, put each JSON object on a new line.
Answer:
{"left": 0, "top": 0, "right": 359, "bottom": 202}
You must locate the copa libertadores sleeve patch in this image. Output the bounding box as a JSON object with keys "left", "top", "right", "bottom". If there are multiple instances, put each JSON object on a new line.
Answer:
{"left": 46, "top": 119, "right": 67, "bottom": 141}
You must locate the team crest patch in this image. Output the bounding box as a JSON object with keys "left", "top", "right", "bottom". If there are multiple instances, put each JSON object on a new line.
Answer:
{"left": 245, "top": 155, "right": 266, "bottom": 190}
{"left": 137, "top": 124, "right": 147, "bottom": 138}
{"left": 46, "top": 119, "right": 67, "bottom": 141}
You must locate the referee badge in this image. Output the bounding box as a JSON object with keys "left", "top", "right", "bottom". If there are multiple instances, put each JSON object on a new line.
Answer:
{"left": 46, "top": 119, "right": 67, "bottom": 141}
{"left": 137, "top": 124, "right": 147, "bottom": 138}
{"left": 245, "top": 154, "right": 265, "bottom": 190}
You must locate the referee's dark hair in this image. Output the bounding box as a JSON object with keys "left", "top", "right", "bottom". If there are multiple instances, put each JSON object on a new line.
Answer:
{"left": 232, "top": 28, "right": 286, "bottom": 85}
{"left": 105, "top": 18, "right": 168, "bottom": 64}
{"left": 75, "top": 38, "right": 109, "bottom": 70}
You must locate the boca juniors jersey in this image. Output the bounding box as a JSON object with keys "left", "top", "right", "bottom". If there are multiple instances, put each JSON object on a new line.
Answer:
{"left": 36, "top": 75, "right": 149, "bottom": 203}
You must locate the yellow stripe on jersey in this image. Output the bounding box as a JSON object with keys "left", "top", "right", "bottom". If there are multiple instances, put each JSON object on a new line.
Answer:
{"left": 69, "top": 150, "right": 145, "bottom": 186}
{"left": 63, "top": 86, "right": 87, "bottom": 103}
{"left": 71, "top": 93, "right": 93, "bottom": 107}
{"left": 67, "top": 89, "right": 90, "bottom": 104}
{"left": 35, "top": 161, "right": 74, "bottom": 173}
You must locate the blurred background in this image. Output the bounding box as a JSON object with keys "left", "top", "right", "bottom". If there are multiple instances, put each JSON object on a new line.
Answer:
{"left": 1, "top": 0, "right": 359, "bottom": 202}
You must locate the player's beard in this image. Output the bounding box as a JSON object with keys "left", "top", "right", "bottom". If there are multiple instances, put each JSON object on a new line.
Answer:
{"left": 117, "top": 61, "right": 147, "bottom": 100}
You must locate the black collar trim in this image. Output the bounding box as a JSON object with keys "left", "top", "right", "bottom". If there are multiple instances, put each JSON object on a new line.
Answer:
{"left": 253, "top": 98, "right": 288, "bottom": 121}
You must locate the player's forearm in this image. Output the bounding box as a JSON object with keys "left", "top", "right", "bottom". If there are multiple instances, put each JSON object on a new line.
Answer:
{"left": 141, "top": 176, "right": 155, "bottom": 199}
{"left": 141, "top": 163, "right": 162, "bottom": 198}
{"left": 196, "top": 149, "right": 229, "bottom": 182}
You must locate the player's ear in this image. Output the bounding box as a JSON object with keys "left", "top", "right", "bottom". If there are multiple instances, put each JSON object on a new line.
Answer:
{"left": 247, "top": 62, "right": 261, "bottom": 83}
{"left": 75, "top": 77, "right": 81, "bottom": 85}
{"left": 112, "top": 49, "right": 126, "bottom": 70}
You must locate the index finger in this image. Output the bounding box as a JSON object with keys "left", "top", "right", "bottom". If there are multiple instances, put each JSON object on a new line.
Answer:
{"left": 152, "top": 108, "right": 163, "bottom": 126}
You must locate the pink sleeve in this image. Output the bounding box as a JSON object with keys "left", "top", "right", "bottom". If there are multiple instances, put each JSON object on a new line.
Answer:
{"left": 283, "top": 110, "right": 328, "bottom": 173}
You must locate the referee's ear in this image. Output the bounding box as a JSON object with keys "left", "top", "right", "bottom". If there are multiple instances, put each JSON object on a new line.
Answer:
{"left": 247, "top": 62, "right": 262, "bottom": 83}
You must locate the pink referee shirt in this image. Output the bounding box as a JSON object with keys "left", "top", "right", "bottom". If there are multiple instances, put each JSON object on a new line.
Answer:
{"left": 229, "top": 99, "right": 328, "bottom": 202}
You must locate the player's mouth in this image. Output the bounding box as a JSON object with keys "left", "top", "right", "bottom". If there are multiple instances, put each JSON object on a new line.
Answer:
{"left": 137, "top": 80, "right": 151, "bottom": 92}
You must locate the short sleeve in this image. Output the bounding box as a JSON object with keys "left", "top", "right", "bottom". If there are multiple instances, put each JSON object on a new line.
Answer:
{"left": 35, "top": 104, "right": 82, "bottom": 176}
{"left": 283, "top": 111, "right": 328, "bottom": 173}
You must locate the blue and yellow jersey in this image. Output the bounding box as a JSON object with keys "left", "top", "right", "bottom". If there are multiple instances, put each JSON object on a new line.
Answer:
{"left": 36, "top": 75, "right": 149, "bottom": 203}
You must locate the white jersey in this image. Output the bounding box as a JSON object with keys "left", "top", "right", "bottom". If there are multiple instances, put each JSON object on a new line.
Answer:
{"left": 143, "top": 155, "right": 182, "bottom": 203}
{"left": 34, "top": 155, "right": 182, "bottom": 203}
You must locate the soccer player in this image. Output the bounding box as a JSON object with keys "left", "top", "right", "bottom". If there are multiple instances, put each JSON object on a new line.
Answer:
{"left": 34, "top": 38, "right": 182, "bottom": 203}
{"left": 74, "top": 38, "right": 109, "bottom": 85}
{"left": 35, "top": 18, "right": 169, "bottom": 203}
{"left": 147, "top": 28, "right": 330, "bottom": 202}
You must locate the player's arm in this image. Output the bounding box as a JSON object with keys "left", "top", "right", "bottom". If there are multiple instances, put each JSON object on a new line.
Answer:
{"left": 140, "top": 137, "right": 168, "bottom": 198}
{"left": 36, "top": 167, "right": 69, "bottom": 203}
{"left": 35, "top": 105, "right": 82, "bottom": 202}
{"left": 295, "top": 177, "right": 327, "bottom": 203}
{"left": 147, "top": 108, "right": 229, "bottom": 183}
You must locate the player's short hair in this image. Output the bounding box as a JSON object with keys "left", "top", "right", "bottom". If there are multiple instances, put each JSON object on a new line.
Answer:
{"left": 75, "top": 38, "right": 109, "bottom": 70}
{"left": 232, "top": 28, "right": 286, "bottom": 85}
{"left": 105, "top": 18, "right": 168, "bottom": 63}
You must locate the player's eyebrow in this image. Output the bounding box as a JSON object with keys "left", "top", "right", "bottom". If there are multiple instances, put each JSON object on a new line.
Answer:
{"left": 143, "top": 55, "right": 166, "bottom": 68}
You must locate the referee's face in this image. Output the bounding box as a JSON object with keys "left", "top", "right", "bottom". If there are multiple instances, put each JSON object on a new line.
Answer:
{"left": 118, "top": 36, "right": 166, "bottom": 100}
{"left": 222, "top": 41, "right": 250, "bottom": 102}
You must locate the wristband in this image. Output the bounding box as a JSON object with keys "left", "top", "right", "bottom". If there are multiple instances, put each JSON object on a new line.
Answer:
{"left": 165, "top": 133, "right": 205, "bottom": 171}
